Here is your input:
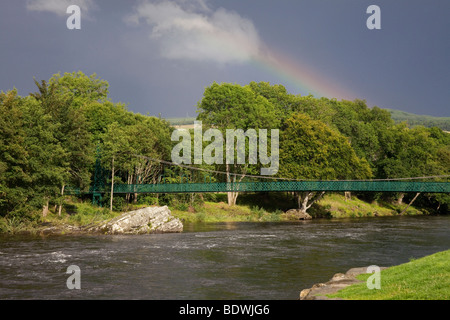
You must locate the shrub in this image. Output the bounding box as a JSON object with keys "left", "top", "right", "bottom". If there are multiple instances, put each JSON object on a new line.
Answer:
{"left": 195, "top": 211, "right": 206, "bottom": 222}
{"left": 138, "top": 195, "right": 158, "bottom": 206}
{"left": 176, "top": 202, "right": 189, "bottom": 211}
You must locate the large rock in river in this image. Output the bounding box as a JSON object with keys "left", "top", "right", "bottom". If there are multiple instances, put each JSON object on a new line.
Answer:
{"left": 95, "top": 206, "right": 183, "bottom": 234}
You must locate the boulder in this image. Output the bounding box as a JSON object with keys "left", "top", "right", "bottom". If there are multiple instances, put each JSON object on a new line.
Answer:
{"left": 94, "top": 206, "right": 183, "bottom": 235}
{"left": 285, "top": 209, "right": 312, "bottom": 220}
{"left": 299, "top": 266, "right": 388, "bottom": 300}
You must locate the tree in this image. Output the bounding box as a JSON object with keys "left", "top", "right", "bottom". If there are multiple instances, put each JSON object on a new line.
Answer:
{"left": 197, "top": 82, "right": 280, "bottom": 206}
{"left": 247, "top": 81, "right": 295, "bottom": 120}
{"left": 0, "top": 90, "right": 30, "bottom": 216}
{"left": 123, "top": 116, "right": 171, "bottom": 202}
{"left": 377, "top": 123, "right": 449, "bottom": 206}
{"left": 21, "top": 95, "right": 67, "bottom": 216}
{"left": 83, "top": 100, "right": 132, "bottom": 144}
{"left": 49, "top": 71, "right": 109, "bottom": 107}
{"left": 278, "top": 113, "right": 372, "bottom": 214}
{"left": 101, "top": 122, "right": 130, "bottom": 211}
{"left": 31, "top": 77, "right": 95, "bottom": 214}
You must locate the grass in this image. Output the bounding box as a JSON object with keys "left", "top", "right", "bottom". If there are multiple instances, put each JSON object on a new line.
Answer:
{"left": 0, "top": 199, "right": 122, "bottom": 234}
{"left": 0, "top": 216, "right": 36, "bottom": 234}
{"left": 64, "top": 202, "right": 119, "bottom": 226}
{"left": 328, "top": 250, "right": 450, "bottom": 300}
{"left": 170, "top": 192, "right": 428, "bottom": 223}
{"left": 316, "top": 193, "right": 424, "bottom": 218}
{"left": 0, "top": 192, "right": 429, "bottom": 234}
{"left": 171, "top": 201, "right": 284, "bottom": 223}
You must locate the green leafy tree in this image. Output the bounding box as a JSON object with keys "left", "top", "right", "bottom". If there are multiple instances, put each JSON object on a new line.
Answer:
{"left": 278, "top": 113, "right": 372, "bottom": 214}
{"left": 0, "top": 90, "right": 31, "bottom": 216}
{"left": 22, "top": 96, "right": 67, "bottom": 216}
{"left": 49, "top": 71, "right": 109, "bottom": 107}
{"left": 377, "top": 123, "right": 450, "bottom": 206}
{"left": 197, "top": 82, "right": 280, "bottom": 206}
{"left": 123, "top": 116, "right": 172, "bottom": 202}
{"left": 101, "top": 122, "right": 131, "bottom": 211}
{"left": 31, "top": 78, "right": 95, "bottom": 214}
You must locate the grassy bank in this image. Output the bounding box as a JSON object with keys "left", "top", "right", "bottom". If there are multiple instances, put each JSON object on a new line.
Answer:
{"left": 0, "top": 200, "right": 122, "bottom": 234}
{"left": 328, "top": 250, "right": 450, "bottom": 300}
{"left": 171, "top": 192, "right": 427, "bottom": 223}
{"left": 317, "top": 193, "right": 424, "bottom": 218}
{"left": 171, "top": 201, "right": 285, "bottom": 223}
{"left": 0, "top": 192, "right": 429, "bottom": 234}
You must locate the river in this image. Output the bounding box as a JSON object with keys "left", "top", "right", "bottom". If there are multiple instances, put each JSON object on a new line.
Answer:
{"left": 0, "top": 216, "right": 449, "bottom": 300}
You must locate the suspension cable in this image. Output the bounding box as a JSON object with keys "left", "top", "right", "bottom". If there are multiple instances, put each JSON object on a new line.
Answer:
{"left": 133, "top": 154, "right": 450, "bottom": 182}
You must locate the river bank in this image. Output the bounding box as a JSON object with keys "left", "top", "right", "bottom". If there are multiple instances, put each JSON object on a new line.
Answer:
{"left": 300, "top": 250, "right": 450, "bottom": 300}
{"left": 299, "top": 266, "right": 388, "bottom": 300}
{"left": 0, "top": 193, "right": 431, "bottom": 235}
{"left": 0, "top": 205, "right": 183, "bottom": 236}
{"left": 171, "top": 193, "right": 428, "bottom": 223}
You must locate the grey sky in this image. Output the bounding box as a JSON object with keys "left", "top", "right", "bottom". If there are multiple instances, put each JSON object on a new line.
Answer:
{"left": 1, "top": 0, "right": 449, "bottom": 117}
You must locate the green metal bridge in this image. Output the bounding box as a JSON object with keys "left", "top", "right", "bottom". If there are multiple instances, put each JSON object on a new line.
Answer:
{"left": 66, "top": 180, "right": 450, "bottom": 195}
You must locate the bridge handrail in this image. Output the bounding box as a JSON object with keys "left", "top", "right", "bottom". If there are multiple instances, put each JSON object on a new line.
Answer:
{"left": 105, "top": 180, "right": 450, "bottom": 194}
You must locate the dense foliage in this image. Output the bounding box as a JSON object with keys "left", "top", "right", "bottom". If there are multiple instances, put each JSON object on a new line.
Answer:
{"left": 1, "top": 73, "right": 449, "bottom": 220}
{"left": 0, "top": 72, "right": 172, "bottom": 217}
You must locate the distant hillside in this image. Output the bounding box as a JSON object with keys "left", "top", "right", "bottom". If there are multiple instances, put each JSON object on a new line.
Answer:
{"left": 386, "top": 109, "right": 450, "bottom": 131}
{"left": 166, "top": 117, "right": 196, "bottom": 125}
{"left": 166, "top": 110, "right": 450, "bottom": 131}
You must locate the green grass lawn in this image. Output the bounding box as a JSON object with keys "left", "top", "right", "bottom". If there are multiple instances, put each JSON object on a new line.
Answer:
{"left": 328, "top": 250, "right": 450, "bottom": 300}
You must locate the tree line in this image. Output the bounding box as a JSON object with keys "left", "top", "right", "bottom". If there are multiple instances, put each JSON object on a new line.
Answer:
{"left": 196, "top": 82, "right": 449, "bottom": 212}
{"left": 0, "top": 72, "right": 449, "bottom": 220}
{"left": 0, "top": 72, "right": 171, "bottom": 218}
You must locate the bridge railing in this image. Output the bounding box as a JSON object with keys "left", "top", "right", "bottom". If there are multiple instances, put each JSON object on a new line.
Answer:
{"left": 109, "top": 181, "right": 450, "bottom": 194}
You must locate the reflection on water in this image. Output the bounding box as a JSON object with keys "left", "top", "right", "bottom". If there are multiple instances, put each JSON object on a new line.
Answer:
{"left": 0, "top": 216, "right": 449, "bottom": 299}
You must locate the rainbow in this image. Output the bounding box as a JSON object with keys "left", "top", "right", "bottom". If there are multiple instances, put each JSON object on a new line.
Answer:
{"left": 250, "top": 45, "right": 357, "bottom": 100}
{"left": 202, "top": 23, "right": 357, "bottom": 100}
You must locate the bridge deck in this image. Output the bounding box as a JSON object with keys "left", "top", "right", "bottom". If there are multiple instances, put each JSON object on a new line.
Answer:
{"left": 66, "top": 180, "right": 450, "bottom": 195}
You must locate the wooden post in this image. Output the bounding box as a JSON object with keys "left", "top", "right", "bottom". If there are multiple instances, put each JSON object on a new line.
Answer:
{"left": 58, "top": 185, "right": 65, "bottom": 216}
{"left": 110, "top": 156, "right": 115, "bottom": 211}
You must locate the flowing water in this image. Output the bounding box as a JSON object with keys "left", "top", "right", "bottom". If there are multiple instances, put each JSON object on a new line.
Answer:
{"left": 0, "top": 216, "right": 449, "bottom": 300}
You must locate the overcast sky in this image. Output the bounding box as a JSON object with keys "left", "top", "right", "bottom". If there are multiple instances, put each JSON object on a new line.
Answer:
{"left": 1, "top": 0, "right": 449, "bottom": 118}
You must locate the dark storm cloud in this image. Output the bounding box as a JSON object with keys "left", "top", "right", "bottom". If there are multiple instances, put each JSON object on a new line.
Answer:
{"left": 1, "top": 0, "right": 448, "bottom": 117}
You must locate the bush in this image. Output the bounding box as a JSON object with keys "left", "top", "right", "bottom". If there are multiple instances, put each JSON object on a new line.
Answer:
{"left": 66, "top": 202, "right": 117, "bottom": 226}
{"left": 137, "top": 195, "right": 158, "bottom": 206}
{"left": 176, "top": 202, "right": 189, "bottom": 211}
{"left": 112, "top": 196, "right": 126, "bottom": 212}
{"left": 251, "top": 206, "right": 265, "bottom": 219}
{"left": 195, "top": 211, "right": 206, "bottom": 222}
{"left": 261, "top": 211, "right": 281, "bottom": 222}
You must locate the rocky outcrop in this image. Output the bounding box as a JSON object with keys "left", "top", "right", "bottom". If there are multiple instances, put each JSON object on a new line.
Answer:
{"left": 91, "top": 206, "right": 183, "bottom": 235}
{"left": 284, "top": 209, "right": 312, "bottom": 220}
{"left": 299, "top": 266, "right": 388, "bottom": 300}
